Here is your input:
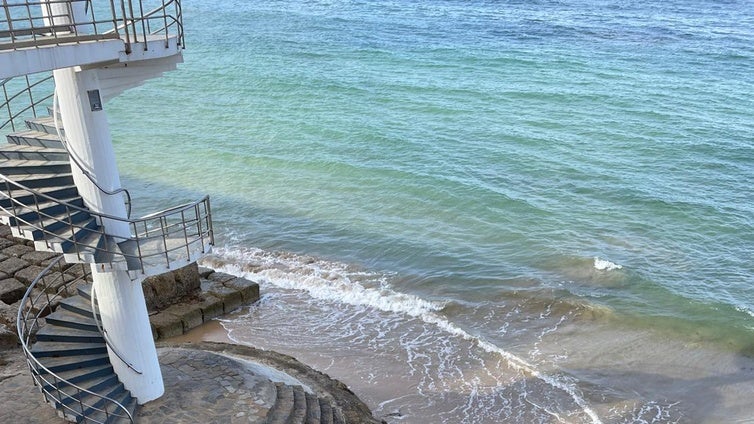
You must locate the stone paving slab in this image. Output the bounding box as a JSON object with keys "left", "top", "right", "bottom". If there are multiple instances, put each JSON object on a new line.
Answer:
{"left": 138, "top": 347, "right": 276, "bottom": 423}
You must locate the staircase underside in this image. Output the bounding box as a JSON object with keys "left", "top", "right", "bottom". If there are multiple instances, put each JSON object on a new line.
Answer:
{"left": 0, "top": 34, "right": 181, "bottom": 80}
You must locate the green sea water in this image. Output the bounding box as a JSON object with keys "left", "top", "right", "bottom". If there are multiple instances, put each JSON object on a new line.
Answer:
{"left": 106, "top": 1, "right": 754, "bottom": 422}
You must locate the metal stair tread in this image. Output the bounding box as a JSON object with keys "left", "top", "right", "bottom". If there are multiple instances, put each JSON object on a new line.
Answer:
{"left": 58, "top": 295, "right": 99, "bottom": 319}
{"left": 30, "top": 340, "right": 107, "bottom": 357}
{"left": 45, "top": 307, "right": 99, "bottom": 331}
{"left": 35, "top": 352, "right": 110, "bottom": 374}
{"left": 25, "top": 116, "right": 62, "bottom": 135}
{"left": 7, "top": 129, "right": 62, "bottom": 141}
{"left": 43, "top": 371, "right": 118, "bottom": 396}
{"left": 36, "top": 324, "right": 104, "bottom": 343}
{"left": 41, "top": 363, "right": 115, "bottom": 388}
{"left": 0, "top": 143, "right": 67, "bottom": 153}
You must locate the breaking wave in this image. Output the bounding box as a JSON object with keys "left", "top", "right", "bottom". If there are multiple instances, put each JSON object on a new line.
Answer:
{"left": 202, "top": 247, "right": 603, "bottom": 423}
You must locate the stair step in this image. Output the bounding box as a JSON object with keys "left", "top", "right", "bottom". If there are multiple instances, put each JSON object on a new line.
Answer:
{"left": 117, "top": 239, "right": 142, "bottom": 271}
{"left": 75, "top": 389, "right": 135, "bottom": 424}
{"left": 36, "top": 324, "right": 104, "bottom": 344}
{"left": 0, "top": 186, "right": 80, "bottom": 215}
{"left": 25, "top": 116, "right": 64, "bottom": 136}
{"left": 0, "top": 159, "right": 70, "bottom": 175}
{"left": 7, "top": 130, "right": 64, "bottom": 148}
{"left": 45, "top": 307, "right": 99, "bottom": 332}
{"left": 8, "top": 197, "right": 86, "bottom": 227}
{"left": 267, "top": 383, "right": 295, "bottom": 424}
{"left": 40, "top": 364, "right": 114, "bottom": 389}
{"left": 0, "top": 144, "right": 69, "bottom": 161}
{"left": 305, "top": 392, "right": 321, "bottom": 424}
{"left": 5, "top": 172, "right": 75, "bottom": 189}
{"left": 57, "top": 378, "right": 123, "bottom": 408}
{"left": 28, "top": 210, "right": 93, "bottom": 241}
{"left": 42, "top": 370, "right": 118, "bottom": 397}
{"left": 31, "top": 341, "right": 107, "bottom": 358}
{"left": 291, "top": 385, "right": 307, "bottom": 424}
{"left": 58, "top": 295, "right": 98, "bottom": 320}
{"left": 36, "top": 353, "right": 110, "bottom": 374}
{"left": 319, "top": 399, "right": 333, "bottom": 424}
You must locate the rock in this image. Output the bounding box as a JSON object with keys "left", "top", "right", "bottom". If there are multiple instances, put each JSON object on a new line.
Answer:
{"left": 208, "top": 272, "right": 236, "bottom": 284}
{"left": 0, "top": 257, "right": 29, "bottom": 280}
{"left": 143, "top": 272, "right": 177, "bottom": 311}
{"left": 0, "top": 279, "right": 26, "bottom": 305}
{"left": 198, "top": 266, "right": 214, "bottom": 279}
{"left": 1, "top": 244, "right": 33, "bottom": 258}
{"left": 0, "top": 323, "right": 17, "bottom": 348}
{"left": 19, "top": 251, "right": 58, "bottom": 266}
{"left": 0, "top": 300, "right": 19, "bottom": 328}
{"left": 13, "top": 265, "right": 47, "bottom": 286}
{"left": 173, "top": 262, "right": 201, "bottom": 297}
{"left": 201, "top": 279, "right": 243, "bottom": 314}
{"left": 197, "top": 293, "right": 224, "bottom": 322}
{"left": 222, "top": 278, "right": 260, "bottom": 303}
{"left": 149, "top": 311, "right": 184, "bottom": 340}
{"left": 161, "top": 303, "right": 204, "bottom": 333}
{"left": 0, "top": 238, "right": 16, "bottom": 251}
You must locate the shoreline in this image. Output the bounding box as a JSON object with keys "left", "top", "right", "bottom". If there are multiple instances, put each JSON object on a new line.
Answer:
{"left": 0, "top": 222, "right": 382, "bottom": 423}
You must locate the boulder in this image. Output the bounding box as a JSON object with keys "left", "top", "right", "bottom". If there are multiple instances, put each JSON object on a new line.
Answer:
{"left": 0, "top": 278, "right": 26, "bottom": 305}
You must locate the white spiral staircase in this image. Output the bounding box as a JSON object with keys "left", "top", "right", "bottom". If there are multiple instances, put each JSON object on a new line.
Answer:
{"left": 2, "top": 1, "right": 214, "bottom": 422}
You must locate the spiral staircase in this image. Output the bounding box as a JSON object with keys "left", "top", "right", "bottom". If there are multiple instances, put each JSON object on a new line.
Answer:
{"left": 2, "top": 1, "right": 215, "bottom": 422}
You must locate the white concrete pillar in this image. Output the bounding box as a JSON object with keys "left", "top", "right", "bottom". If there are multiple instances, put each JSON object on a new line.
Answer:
{"left": 44, "top": 0, "right": 164, "bottom": 404}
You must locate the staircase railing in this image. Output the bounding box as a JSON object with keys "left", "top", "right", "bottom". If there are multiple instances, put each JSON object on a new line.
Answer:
{"left": 1, "top": 0, "right": 184, "bottom": 54}
{"left": 0, "top": 73, "right": 54, "bottom": 132}
{"left": 0, "top": 173, "right": 214, "bottom": 276}
{"left": 16, "top": 256, "right": 135, "bottom": 423}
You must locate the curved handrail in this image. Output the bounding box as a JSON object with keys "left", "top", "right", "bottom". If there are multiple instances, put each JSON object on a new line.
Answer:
{"left": 0, "top": 74, "right": 54, "bottom": 132}
{"left": 90, "top": 285, "right": 142, "bottom": 375}
{"left": 0, "top": 171, "right": 214, "bottom": 276}
{"left": 52, "top": 89, "right": 133, "bottom": 218}
{"left": 16, "top": 257, "right": 135, "bottom": 423}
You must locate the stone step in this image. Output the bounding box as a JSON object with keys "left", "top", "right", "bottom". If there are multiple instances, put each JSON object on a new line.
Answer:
{"left": 305, "top": 392, "right": 321, "bottom": 424}
{"left": 290, "top": 385, "right": 307, "bottom": 424}
{"left": 267, "top": 382, "right": 295, "bottom": 424}
{"left": 319, "top": 398, "right": 333, "bottom": 424}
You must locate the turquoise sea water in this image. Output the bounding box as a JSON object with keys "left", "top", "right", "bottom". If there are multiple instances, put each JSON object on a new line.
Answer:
{"left": 108, "top": 1, "right": 754, "bottom": 422}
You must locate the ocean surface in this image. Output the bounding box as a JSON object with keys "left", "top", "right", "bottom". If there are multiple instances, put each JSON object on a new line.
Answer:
{"left": 106, "top": 1, "right": 753, "bottom": 422}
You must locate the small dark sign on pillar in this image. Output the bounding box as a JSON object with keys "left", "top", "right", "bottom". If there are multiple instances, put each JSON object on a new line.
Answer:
{"left": 87, "top": 89, "right": 103, "bottom": 111}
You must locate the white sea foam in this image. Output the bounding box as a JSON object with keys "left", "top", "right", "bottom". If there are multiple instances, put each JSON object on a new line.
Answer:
{"left": 594, "top": 257, "right": 623, "bottom": 271}
{"left": 203, "top": 247, "right": 604, "bottom": 424}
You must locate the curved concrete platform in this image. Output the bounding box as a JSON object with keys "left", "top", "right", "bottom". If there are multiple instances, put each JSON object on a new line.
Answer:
{"left": 0, "top": 341, "right": 382, "bottom": 423}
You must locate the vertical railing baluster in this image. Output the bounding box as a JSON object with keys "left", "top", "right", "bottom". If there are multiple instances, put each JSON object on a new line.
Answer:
{"left": 138, "top": 0, "right": 146, "bottom": 50}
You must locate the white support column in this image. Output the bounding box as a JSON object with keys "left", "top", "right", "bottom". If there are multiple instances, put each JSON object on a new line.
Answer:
{"left": 45, "top": 0, "right": 164, "bottom": 404}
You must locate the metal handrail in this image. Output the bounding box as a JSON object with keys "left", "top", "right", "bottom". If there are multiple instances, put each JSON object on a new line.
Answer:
{"left": 0, "top": 0, "right": 184, "bottom": 53}
{"left": 89, "top": 285, "right": 143, "bottom": 375}
{"left": 0, "top": 74, "right": 54, "bottom": 132}
{"left": 51, "top": 89, "right": 133, "bottom": 218}
{"left": 0, "top": 171, "right": 214, "bottom": 276}
{"left": 16, "top": 257, "right": 135, "bottom": 423}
